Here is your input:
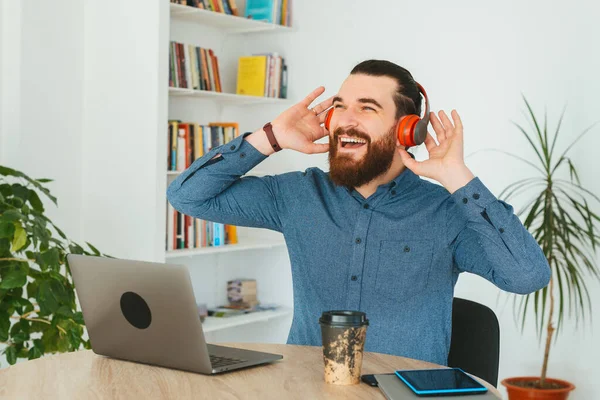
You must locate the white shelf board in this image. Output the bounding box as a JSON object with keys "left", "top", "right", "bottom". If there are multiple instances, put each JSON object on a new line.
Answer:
{"left": 166, "top": 239, "right": 286, "bottom": 258}
{"left": 169, "top": 87, "right": 290, "bottom": 105}
{"left": 202, "top": 307, "right": 292, "bottom": 333}
{"left": 170, "top": 3, "right": 294, "bottom": 34}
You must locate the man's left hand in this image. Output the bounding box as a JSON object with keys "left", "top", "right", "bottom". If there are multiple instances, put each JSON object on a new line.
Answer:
{"left": 398, "top": 110, "right": 475, "bottom": 194}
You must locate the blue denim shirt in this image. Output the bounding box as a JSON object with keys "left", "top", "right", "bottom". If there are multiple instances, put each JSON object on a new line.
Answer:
{"left": 167, "top": 132, "right": 551, "bottom": 365}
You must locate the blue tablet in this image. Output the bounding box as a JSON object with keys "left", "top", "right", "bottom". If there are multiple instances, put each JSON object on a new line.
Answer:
{"left": 395, "top": 368, "right": 488, "bottom": 396}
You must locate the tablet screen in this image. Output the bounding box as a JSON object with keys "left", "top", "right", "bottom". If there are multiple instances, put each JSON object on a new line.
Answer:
{"left": 395, "top": 368, "right": 487, "bottom": 394}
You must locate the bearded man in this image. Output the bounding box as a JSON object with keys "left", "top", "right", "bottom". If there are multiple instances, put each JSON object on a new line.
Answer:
{"left": 167, "top": 59, "right": 550, "bottom": 365}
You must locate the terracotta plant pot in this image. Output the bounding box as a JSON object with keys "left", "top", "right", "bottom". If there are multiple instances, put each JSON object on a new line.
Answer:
{"left": 501, "top": 377, "right": 575, "bottom": 400}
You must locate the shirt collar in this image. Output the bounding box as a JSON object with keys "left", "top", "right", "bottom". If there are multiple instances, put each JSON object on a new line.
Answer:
{"left": 343, "top": 167, "right": 421, "bottom": 201}
{"left": 384, "top": 167, "right": 420, "bottom": 192}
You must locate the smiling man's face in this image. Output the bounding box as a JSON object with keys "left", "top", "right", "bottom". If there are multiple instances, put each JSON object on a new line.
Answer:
{"left": 328, "top": 73, "right": 399, "bottom": 188}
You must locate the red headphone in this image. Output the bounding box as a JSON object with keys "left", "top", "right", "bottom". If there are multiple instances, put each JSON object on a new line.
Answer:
{"left": 324, "top": 82, "right": 430, "bottom": 147}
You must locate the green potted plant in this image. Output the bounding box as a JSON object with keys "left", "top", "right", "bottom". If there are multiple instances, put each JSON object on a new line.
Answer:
{"left": 479, "top": 98, "right": 599, "bottom": 399}
{"left": 0, "top": 165, "right": 107, "bottom": 367}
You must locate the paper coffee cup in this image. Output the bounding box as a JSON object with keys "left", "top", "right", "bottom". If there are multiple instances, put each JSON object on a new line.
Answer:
{"left": 319, "top": 310, "right": 369, "bottom": 385}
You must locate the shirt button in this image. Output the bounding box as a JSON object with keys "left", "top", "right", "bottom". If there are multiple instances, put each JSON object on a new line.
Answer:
{"left": 473, "top": 193, "right": 480, "bottom": 200}
{"left": 363, "top": 204, "right": 369, "bottom": 209}
{"left": 351, "top": 275, "right": 358, "bottom": 281}
{"left": 462, "top": 197, "right": 468, "bottom": 204}
{"left": 240, "top": 152, "right": 246, "bottom": 158}
{"left": 355, "top": 238, "right": 361, "bottom": 244}
{"left": 390, "top": 182, "right": 396, "bottom": 187}
{"left": 230, "top": 145, "right": 236, "bottom": 150}
{"left": 499, "top": 228, "right": 505, "bottom": 233}
{"left": 391, "top": 190, "right": 397, "bottom": 196}
{"left": 404, "top": 246, "right": 410, "bottom": 252}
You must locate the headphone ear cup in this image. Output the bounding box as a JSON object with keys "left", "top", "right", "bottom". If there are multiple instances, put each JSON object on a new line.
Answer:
{"left": 324, "top": 108, "right": 334, "bottom": 131}
{"left": 413, "top": 119, "right": 428, "bottom": 146}
{"left": 397, "top": 114, "right": 420, "bottom": 147}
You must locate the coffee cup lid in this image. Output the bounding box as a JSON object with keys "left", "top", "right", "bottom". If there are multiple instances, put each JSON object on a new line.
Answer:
{"left": 319, "top": 310, "right": 369, "bottom": 327}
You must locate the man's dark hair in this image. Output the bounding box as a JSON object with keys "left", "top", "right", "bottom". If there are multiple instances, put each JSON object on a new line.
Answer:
{"left": 350, "top": 59, "right": 422, "bottom": 121}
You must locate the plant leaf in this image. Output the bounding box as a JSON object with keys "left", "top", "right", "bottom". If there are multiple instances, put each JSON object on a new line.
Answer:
{"left": 12, "top": 331, "right": 29, "bottom": 344}
{"left": 0, "top": 165, "right": 57, "bottom": 206}
{"left": 0, "top": 210, "right": 25, "bottom": 222}
{"left": 86, "top": 242, "right": 102, "bottom": 256}
{"left": 28, "top": 344, "right": 43, "bottom": 360}
{"left": 4, "top": 346, "right": 17, "bottom": 365}
{"left": 27, "top": 189, "right": 44, "bottom": 212}
{"left": 0, "top": 268, "right": 27, "bottom": 289}
{"left": 553, "top": 121, "right": 600, "bottom": 171}
{"left": 11, "top": 222, "right": 27, "bottom": 252}
{"left": 10, "top": 297, "right": 34, "bottom": 315}
{"left": 38, "top": 280, "right": 61, "bottom": 314}
{"left": 522, "top": 95, "right": 550, "bottom": 169}
{"left": 38, "top": 248, "right": 61, "bottom": 271}
{"left": 68, "top": 329, "right": 81, "bottom": 350}
{"left": 73, "top": 311, "right": 85, "bottom": 325}
{"left": 0, "top": 221, "right": 15, "bottom": 238}
{"left": 0, "top": 310, "right": 9, "bottom": 341}
{"left": 548, "top": 105, "right": 566, "bottom": 163}
{"left": 56, "top": 305, "right": 74, "bottom": 318}
{"left": 511, "top": 122, "right": 547, "bottom": 172}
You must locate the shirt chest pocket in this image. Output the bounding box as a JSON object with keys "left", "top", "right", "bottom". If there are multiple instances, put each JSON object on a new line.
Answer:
{"left": 375, "top": 240, "right": 434, "bottom": 302}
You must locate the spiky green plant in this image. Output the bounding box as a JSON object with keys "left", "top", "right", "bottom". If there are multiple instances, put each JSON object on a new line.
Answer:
{"left": 487, "top": 97, "right": 599, "bottom": 388}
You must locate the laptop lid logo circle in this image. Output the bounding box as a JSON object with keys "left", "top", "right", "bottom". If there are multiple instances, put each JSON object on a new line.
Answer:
{"left": 120, "top": 291, "right": 152, "bottom": 329}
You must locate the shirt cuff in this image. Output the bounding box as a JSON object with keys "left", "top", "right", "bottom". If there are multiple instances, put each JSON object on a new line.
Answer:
{"left": 449, "top": 177, "right": 497, "bottom": 222}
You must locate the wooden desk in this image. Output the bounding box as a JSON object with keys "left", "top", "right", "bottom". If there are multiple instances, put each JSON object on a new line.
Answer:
{"left": 0, "top": 343, "right": 501, "bottom": 399}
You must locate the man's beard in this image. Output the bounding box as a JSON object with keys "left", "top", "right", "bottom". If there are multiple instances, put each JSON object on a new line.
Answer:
{"left": 328, "top": 125, "right": 397, "bottom": 188}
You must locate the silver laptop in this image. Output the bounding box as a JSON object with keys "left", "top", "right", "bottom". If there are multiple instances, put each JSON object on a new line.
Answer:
{"left": 67, "top": 254, "right": 283, "bottom": 374}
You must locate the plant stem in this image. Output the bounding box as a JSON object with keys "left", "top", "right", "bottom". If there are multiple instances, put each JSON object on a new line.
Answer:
{"left": 540, "top": 266, "right": 555, "bottom": 387}
{"left": 10, "top": 314, "right": 67, "bottom": 335}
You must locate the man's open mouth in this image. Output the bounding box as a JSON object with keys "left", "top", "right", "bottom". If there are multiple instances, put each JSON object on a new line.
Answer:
{"left": 339, "top": 137, "right": 367, "bottom": 149}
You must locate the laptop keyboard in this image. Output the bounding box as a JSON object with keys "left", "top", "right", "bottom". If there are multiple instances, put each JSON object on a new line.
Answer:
{"left": 209, "top": 354, "right": 247, "bottom": 368}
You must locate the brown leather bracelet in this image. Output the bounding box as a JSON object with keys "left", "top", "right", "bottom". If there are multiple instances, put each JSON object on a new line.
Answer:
{"left": 263, "top": 122, "right": 282, "bottom": 152}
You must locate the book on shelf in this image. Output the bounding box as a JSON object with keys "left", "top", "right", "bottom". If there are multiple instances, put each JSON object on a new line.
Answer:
{"left": 227, "top": 279, "right": 258, "bottom": 305}
{"left": 245, "top": 0, "right": 292, "bottom": 26}
{"left": 166, "top": 120, "right": 240, "bottom": 252}
{"left": 169, "top": 41, "right": 222, "bottom": 92}
{"left": 171, "top": 0, "right": 240, "bottom": 17}
{"left": 236, "top": 53, "right": 287, "bottom": 98}
{"left": 167, "top": 120, "right": 239, "bottom": 172}
{"left": 166, "top": 204, "right": 238, "bottom": 251}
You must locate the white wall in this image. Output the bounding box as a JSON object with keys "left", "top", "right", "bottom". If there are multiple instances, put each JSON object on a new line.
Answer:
{"left": 0, "top": 0, "right": 167, "bottom": 259}
{"left": 236, "top": 0, "right": 599, "bottom": 398}
{"left": 0, "top": 0, "right": 85, "bottom": 242}
{"left": 82, "top": 0, "right": 167, "bottom": 262}
{"left": 0, "top": 0, "right": 21, "bottom": 166}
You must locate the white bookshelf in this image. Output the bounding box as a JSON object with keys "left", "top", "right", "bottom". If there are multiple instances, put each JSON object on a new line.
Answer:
{"left": 202, "top": 307, "right": 293, "bottom": 333}
{"left": 166, "top": 2, "right": 294, "bottom": 339}
{"left": 169, "top": 3, "right": 294, "bottom": 34}
{"left": 166, "top": 238, "right": 286, "bottom": 258}
{"left": 168, "top": 87, "right": 291, "bottom": 105}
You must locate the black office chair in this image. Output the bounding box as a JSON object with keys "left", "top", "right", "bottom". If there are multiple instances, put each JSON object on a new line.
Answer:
{"left": 447, "top": 297, "right": 500, "bottom": 388}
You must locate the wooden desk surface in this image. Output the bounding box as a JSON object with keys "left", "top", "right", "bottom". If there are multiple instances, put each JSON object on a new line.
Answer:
{"left": 0, "top": 343, "right": 501, "bottom": 399}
